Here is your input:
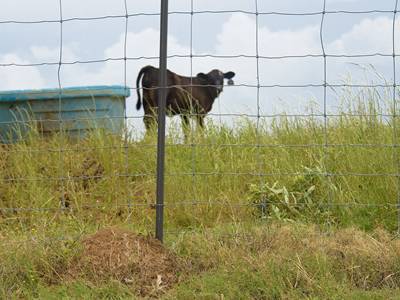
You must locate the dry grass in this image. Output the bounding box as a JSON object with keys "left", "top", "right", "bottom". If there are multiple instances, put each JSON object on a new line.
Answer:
{"left": 67, "top": 228, "right": 180, "bottom": 297}
{"left": 2, "top": 221, "right": 400, "bottom": 298}
{"left": 167, "top": 222, "right": 400, "bottom": 299}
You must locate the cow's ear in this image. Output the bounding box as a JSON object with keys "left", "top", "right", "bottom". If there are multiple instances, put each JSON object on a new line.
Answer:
{"left": 224, "top": 71, "right": 235, "bottom": 79}
{"left": 197, "top": 72, "right": 210, "bottom": 82}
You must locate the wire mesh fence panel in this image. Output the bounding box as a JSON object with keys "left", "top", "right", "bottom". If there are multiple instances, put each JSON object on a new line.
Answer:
{"left": 0, "top": 0, "right": 398, "bottom": 249}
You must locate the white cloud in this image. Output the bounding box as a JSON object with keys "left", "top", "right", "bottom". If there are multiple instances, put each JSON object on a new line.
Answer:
{"left": 30, "top": 44, "right": 80, "bottom": 62}
{"left": 209, "top": 14, "right": 323, "bottom": 114}
{"left": 328, "top": 17, "right": 400, "bottom": 54}
{"left": 0, "top": 54, "right": 46, "bottom": 90}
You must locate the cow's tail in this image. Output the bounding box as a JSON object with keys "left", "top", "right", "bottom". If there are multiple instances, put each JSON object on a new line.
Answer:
{"left": 136, "top": 65, "right": 152, "bottom": 110}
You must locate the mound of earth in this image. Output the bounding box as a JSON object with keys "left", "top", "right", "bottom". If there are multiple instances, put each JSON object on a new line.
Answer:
{"left": 68, "top": 228, "right": 180, "bottom": 297}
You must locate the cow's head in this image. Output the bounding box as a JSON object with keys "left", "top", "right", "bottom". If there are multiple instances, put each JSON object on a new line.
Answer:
{"left": 197, "top": 69, "right": 235, "bottom": 95}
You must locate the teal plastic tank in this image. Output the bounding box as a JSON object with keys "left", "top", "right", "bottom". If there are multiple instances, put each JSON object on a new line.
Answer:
{"left": 0, "top": 85, "right": 130, "bottom": 143}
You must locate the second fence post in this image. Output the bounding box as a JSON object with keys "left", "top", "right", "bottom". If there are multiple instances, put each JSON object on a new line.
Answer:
{"left": 155, "top": 0, "right": 169, "bottom": 243}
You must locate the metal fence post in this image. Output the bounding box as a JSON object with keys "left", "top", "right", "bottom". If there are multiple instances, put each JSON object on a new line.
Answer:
{"left": 155, "top": 0, "right": 169, "bottom": 242}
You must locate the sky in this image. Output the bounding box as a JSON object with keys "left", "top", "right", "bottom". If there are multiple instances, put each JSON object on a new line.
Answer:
{"left": 0, "top": 0, "right": 399, "bottom": 131}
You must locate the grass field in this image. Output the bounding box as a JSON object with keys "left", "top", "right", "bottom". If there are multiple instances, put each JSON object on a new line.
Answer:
{"left": 1, "top": 87, "right": 400, "bottom": 298}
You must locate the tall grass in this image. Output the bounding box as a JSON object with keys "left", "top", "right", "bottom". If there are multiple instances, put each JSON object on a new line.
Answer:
{"left": 0, "top": 86, "right": 399, "bottom": 237}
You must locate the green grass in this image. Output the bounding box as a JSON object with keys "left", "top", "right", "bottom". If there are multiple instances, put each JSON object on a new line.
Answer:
{"left": 1, "top": 86, "right": 400, "bottom": 298}
{"left": 165, "top": 223, "right": 400, "bottom": 300}
{"left": 3, "top": 222, "right": 400, "bottom": 299}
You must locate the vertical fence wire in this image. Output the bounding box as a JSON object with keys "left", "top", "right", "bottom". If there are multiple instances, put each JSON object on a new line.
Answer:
{"left": 393, "top": 0, "right": 400, "bottom": 233}
{"left": 123, "top": 0, "right": 131, "bottom": 215}
{"left": 254, "top": 0, "right": 264, "bottom": 217}
{"left": 57, "top": 0, "right": 65, "bottom": 209}
{"left": 190, "top": 0, "right": 198, "bottom": 220}
{"left": 319, "top": 0, "right": 332, "bottom": 207}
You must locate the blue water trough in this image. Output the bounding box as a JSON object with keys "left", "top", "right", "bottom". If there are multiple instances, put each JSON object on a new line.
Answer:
{"left": 0, "top": 85, "right": 130, "bottom": 143}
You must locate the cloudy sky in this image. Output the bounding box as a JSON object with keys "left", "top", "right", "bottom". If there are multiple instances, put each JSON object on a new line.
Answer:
{"left": 0, "top": 0, "right": 399, "bottom": 129}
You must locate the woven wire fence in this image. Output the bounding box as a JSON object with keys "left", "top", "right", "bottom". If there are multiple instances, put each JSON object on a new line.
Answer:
{"left": 0, "top": 0, "right": 399, "bottom": 246}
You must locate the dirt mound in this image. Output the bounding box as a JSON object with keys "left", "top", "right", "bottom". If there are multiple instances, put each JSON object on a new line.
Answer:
{"left": 68, "top": 228, "right": 180, "bottom": 297}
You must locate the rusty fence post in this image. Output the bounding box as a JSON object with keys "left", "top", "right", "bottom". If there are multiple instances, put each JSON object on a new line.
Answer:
{"left": 155, "top": 0, "right": 169, "bottom": 242}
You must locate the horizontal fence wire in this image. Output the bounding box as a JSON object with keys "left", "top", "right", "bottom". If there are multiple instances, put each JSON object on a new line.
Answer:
{"left": 0, "top": 200, "right": 398, "bottom": 213}
{"left": 0, "top": 112, "right": 397, "bottom": 125}
{"left": 0, "top": 8, "right": 398, "bottom": 25}
{"left": 1, "top": 54, "right": 399, "bottom": 67}
{"left": 0, "top": 219, "right": 301, "bottom": 247}
{"left": 1, "top": 211, "right": 398, "bottom": 249}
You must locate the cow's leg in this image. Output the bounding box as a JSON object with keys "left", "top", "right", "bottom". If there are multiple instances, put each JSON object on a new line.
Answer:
{"left": 143, "top": 113, "right": 156, "bottom": 131}
{"left": 196, "top": 114, "right": 205, "bottom": 141}
{"left": 196, "top": 115, "right": 205, "bottom": 131}
{"left": 181, "top": 115, "right": 191, "bottom": 142}
{"left": 143, "top": 104, "right": 157, "bottom": 131}
{"left": 142, "top": 89, "right": 158, "bottom": 133}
